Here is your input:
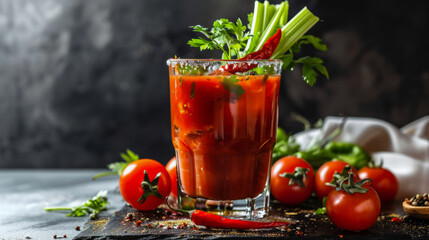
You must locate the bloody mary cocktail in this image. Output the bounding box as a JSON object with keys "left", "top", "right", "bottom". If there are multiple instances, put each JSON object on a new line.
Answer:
{"left": 168, "top": 59, "right": 282, "bottom": 217}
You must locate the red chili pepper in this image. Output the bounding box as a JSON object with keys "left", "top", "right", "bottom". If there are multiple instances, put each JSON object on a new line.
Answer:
{"left": 241, "top": 28, "right": 282, "bottom": 60}
{"left": 166, "top": 199, "right": 289, "bottom": 229}
{"left": 217, "top": 29, "right": 282, "bottom": 74}
{"left": 391, "top": 217, "right": 402, "bottom": 223}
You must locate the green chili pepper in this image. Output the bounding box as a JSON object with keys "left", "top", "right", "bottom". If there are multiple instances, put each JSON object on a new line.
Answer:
{"left": 294, "top": 148, "right": 336, "bottom": 170}
{"left": 324, "top": 141, "right": 371, "bottom": 169}
{"left": 272, "top": 128, "right": 300, "bottom": 162}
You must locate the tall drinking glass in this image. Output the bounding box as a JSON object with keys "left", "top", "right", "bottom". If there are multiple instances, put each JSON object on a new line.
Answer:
{"left": 167, "top": 59, "right": 282, "bottom": 218}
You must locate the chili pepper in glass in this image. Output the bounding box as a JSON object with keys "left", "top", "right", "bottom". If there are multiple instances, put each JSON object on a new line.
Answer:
{"left": 216, "top": 29, "right": 282, "bottom": 74}
{"left": 167, "top": 58, "right": 282, "bottom": 218}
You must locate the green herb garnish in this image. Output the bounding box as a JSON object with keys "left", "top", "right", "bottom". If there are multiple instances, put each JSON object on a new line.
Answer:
{"left": 190, "top": 82, "right": 196, "bottom": 99}
{"left": 188, "top": 0, "right": 329, "bottom": 86}
{"left": 44, "top": 190, "right": 109, "bottom": 219}
{"left": 177, "top": 65, "right": 207, "bottom": 75}
{"left": 188, "top": 18, "right": 249, "bottom": 60}
{"left": 220, "top": 75, "right": 245, "bottom": 99}
{"left": 92, "top": 149, "right": 139, "bottom": 180}
{"left": 313, "top": 197, "right": 327, "bottom": 215}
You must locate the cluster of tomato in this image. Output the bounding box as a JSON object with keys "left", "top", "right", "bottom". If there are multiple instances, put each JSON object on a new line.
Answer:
{"left": 119, "top": 157, "right": 177, "bottom": 211}
{"left": 270, "top": 156, "right": 398, "bottom": 231}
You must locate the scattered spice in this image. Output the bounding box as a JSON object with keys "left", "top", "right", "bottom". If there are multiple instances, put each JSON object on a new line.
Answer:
{"left": 296, "top": 230, "right": 304, "bottom": 236}
{"left": 53, "top": 235, "right": 57, "bottom": 239}
{"left": 63, "top": 235, "right": 67, "bottom": 238}
{"left": 75, "top": 226, "right": 80, "bottom": 231}
{"left": 126, "top": 213, "right": 134, "bottom": 220}
{"left": 136, "top": 220, "right": 142, "bottom": 226}
{"left": 25, "top": 235, "right": 31, "bottom": 239}
{"left": 339, "top": 234, "right": 344, "bottom": 238}
{"left": 391, "top": 217, "right": 403, "bottom": 223}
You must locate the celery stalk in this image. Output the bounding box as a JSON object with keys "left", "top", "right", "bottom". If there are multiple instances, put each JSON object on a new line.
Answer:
{"left": 254, "top": 2, "right": 286, "bottom": 51}
{"left": 271, "top": 7, "right": 319, "bottom": 59}
{"left": 263, "top": 1, "right": 276, "bottom": 31}
{"left": 244, "top": 1, "right": 264, "bottom": 54}
{"left": 279, "top": 1, "right": 289, "bottom": 27}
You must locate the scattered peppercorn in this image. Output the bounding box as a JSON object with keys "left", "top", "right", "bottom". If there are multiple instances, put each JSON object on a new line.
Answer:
{"left": 53, "top": 235, "right": 57, "bottom": 239}
{"left": 75, "top": 226, "right": 80, "bottom": 231}
{"left": 63, "top": 235, "right": 67, "bottom": 238}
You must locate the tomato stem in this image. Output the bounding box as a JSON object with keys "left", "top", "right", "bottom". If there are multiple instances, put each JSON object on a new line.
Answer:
{"left": 137, "top": 170, "right": 163, "bottom": 204}
{"left": 279, "top": 167, "right": 309, "bottom": 188}
{"left": 325, "top": 165, "right": 352, "bottom": 187}
{"left": 336, "top": 172, "right": 372, "bottom": 195}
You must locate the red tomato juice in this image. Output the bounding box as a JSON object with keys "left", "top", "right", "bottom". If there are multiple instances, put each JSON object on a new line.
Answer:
{"left": 169, "top": 73, "right": 280, "bottom": 200}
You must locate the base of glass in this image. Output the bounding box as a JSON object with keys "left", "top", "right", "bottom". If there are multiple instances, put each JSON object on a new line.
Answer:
{"left": 178, "top": 185, "right": 270, "bottom": 219}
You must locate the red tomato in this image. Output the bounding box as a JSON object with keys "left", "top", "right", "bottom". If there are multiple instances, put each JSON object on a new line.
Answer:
{"left": 326, "top": 177, "right": 381, "bottom": 231}
{"left": 119, "top": 159, "right": 171, "bottom": 210}
{"left": 270, "top": 156, "right": 315, "bottom": 205}
{"left": 358, "top": 167, "right": 398, "bottom": 203}
{"left": 315, "top": 160, "right": 359, "bottom": 200}
{"left": 165, "top": 157, "right": 178, "bottom": 197}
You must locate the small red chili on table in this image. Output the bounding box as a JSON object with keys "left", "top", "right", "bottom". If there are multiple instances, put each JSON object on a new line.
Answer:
{"left": 391, "top": 217, "right": 402, "bottom": 223}
{"left": 166, "top": 198, "right": 289, "bottom": 229}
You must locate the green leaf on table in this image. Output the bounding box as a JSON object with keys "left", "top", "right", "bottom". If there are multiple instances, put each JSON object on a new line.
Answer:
{"left": 313, "top": 197, "right": 327, "bottom": 215}
{"left": 44, "top": 190, "right": 109, "bottom": 220}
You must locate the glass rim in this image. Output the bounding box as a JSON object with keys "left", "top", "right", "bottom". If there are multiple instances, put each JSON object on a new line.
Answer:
{"left": 167, "top": 58, "right": 282, "bottom": 65}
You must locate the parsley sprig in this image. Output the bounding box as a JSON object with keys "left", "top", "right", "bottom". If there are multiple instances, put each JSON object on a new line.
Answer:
{"left": 188, "top": 18, "right": 249, "bottom": 59}
{"left": 44, "top": 190, "right": 109, "bottom": 219}
{"left": 92, "top": 149, "right": 140, "bottom": 180}
{"left": 187, "top": 0, "right": 329, "bottom": 86}
{"left": 220, "top": 75, "right": 245, "bottom": 99}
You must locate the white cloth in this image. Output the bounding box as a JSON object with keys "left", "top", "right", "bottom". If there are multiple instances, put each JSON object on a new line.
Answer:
{"left": 294, "top": 116, "right": 429, "bottom": 200}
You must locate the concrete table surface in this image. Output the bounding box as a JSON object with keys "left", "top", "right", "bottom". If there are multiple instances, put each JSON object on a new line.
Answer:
{"left": 0, "top": 169, "right": 124, "bottom": 240}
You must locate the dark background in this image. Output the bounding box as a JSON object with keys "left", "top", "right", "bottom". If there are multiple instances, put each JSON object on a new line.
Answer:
{"left": 1, "top": 0, "right": 428, "bottom": 168}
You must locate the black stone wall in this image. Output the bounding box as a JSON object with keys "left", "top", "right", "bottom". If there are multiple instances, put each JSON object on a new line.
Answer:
{"left": 0, "top": 0, "right": 428, "bottom": 168}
